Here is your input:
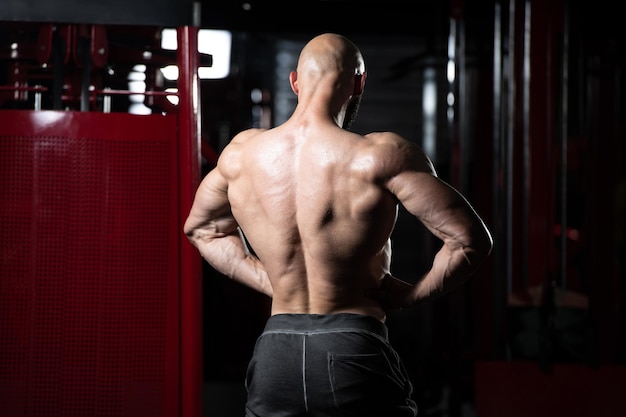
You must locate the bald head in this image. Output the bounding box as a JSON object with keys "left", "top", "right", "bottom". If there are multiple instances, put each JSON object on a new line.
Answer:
{"left": 297, "top": 33, "right": 366, "bottom": 78}
{"left": 292, "top": 34, "right": 366, "bottom": 129}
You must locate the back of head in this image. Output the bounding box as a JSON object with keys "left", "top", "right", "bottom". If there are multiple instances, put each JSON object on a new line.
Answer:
{"left": 296, "top": 33, "right": 365, "bottom": 89}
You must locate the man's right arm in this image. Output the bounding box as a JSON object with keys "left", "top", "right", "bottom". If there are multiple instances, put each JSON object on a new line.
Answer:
{"left": 183, "top": 167, "right": 273, "bottom": 297}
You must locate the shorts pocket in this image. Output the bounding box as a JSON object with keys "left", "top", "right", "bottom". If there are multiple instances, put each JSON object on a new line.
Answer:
{"left": 329, "top": 351, "right": 411, "bottom": 415}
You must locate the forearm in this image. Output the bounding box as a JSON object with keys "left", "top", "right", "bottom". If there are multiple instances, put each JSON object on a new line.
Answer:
{"left": 188, "top": 230, "right": 273, "bottom": 297}
{"left": 412, "top": 241, "right": 488, "bottom": 302}
{"left": 365, "top": 242, "right": 489, "bottom": 310}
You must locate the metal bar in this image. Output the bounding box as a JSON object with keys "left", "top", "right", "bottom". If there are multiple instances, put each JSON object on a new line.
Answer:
{"left": 52, "top": 28, "right": 64, "bottom": 110}
{"left": 522, "top": 0, "right": 531, "bottom": 288}
{"left": 80, "top": 36, "right": 91, "bottom": 112}
{"left": 559, "top": 0, "right": 569, "bottom": 288}
{"left": 177, "top": 24, "right": 202, "bottom": 417}
{"left": 492, "top": 0, "right": 507, "bottom": 358}
{"left": 0, "top": 86, "right": 48, "bottom": 91}
{"left": 103, "top": 93, "right": 111, "bottom": 113}
{"left": 506, "top": 0, "right": 516, "bottom": 296}
{"left": 458, "top": 15, "right": 468, "bottom": 195}
{"left": 0, "top": 0, "right": 195, "bottom": 27}
{"left": 92, "top": 89, "right": 178, "bottom": 96}
{"left": 34, "top": 87, "right": 42, "bottom": 110}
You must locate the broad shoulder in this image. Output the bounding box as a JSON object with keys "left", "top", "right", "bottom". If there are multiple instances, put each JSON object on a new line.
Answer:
{"left": 220, "top": 128, "right": 268, "bottom": 160}
{"left": 229, "top": 127, "right": 268, "bottom": 145}
{"left": 217, "top": 128, "right": 268, "bottom": 178}
{"left": 362, "top": 131, "right": 436, "bottom": 176}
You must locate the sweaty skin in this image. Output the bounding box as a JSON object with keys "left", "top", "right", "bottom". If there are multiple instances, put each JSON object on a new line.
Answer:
{"left": 184, "top": 33, "right": 493, "bottom": 322}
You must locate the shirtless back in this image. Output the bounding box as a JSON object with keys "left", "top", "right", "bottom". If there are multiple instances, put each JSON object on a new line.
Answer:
{"left": 184, "top": 33, "right": 493, "bottom": 322}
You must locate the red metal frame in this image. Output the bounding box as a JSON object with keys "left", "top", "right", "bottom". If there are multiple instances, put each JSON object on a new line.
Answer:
{"left": 177, "top": 25, "right": 203, "bottom": 417}
{"left": 0, "top": 22, "right": 202, "bottom": 417}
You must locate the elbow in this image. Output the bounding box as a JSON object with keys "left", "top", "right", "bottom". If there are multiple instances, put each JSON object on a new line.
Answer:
{"left": 183, "top": 213, "right": 203, "bottom": 240}
{"left": 469, "top": 227, "right": 494, "bottom": 264}
{"left": 478, "top": 228, "right": 494, "bottom": 256}
{"left": 183, "top": 221, "right": 224, "bottom": 248}
{"left": 183, "top": 218, "right": 201, "bottom": 246}
{"left": 183, "top": 224, "right": 194, "bottom": 241}
{"left": 184, "top": 230, "right": 199, "bottom": 248}
{"left": 482, "top": 225, "right": 494, "bottom": 256}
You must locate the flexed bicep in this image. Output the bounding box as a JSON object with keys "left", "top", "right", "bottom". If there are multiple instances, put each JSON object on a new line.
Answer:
{"left": 183, "top": 166, "right": 272, "bottom": 297}
{"left": 184, "top": 168, "right": 238, "bottom": 241}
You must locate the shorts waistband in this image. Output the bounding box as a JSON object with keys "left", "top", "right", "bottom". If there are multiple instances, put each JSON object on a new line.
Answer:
{"left": 263, "top": 313, "right": 388, "bottom": 339}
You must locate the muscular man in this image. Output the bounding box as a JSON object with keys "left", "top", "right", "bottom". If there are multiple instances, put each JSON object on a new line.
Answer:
{"left": 184, "top": 33, "right": 493, "bottom": 417}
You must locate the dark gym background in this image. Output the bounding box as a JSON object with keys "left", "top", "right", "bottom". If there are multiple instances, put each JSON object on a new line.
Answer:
{"left": 1, "top": 1, "right": 624, "bottom": 416}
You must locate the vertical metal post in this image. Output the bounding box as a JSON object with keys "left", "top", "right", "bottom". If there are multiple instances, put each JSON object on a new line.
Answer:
{"left": 492, "top": 0, "right": 507, "bottom": 358}
{"left": 52, "top": 27, "right": 64, "bottom": 110}
{"left": 522, "top": 0, "right": 531, "bottom": 288}
{"left": 559, "top": 1, "right": 569, "bottom": 288}
{"left": 80, "top": 36, "right": 91, "bottom": 112}
{"left": 34, "top": 86, "right": 42, "bottom": 110}
{"left": 448, "top": 16, "right": 459, "bottom": 186}
{"left": 103, "top": 88, "right": 111, "bottom": 113}
{"left": 177, "top": 25, "right": 202, "bottom": 417}
{"left": 505, "top": 0, "right": 516, "bottom": 296}
{"left": 457, "top": 12, "right": 468, "bottom": 194}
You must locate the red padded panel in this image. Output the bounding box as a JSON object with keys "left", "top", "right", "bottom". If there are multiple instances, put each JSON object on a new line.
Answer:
{"left": 0, "top": 110, "right": 180, "bottom": 417}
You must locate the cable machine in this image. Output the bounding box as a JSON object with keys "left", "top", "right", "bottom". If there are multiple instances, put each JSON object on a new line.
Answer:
{"left": 0, "top": 2, "right": 204, "bottom": 416}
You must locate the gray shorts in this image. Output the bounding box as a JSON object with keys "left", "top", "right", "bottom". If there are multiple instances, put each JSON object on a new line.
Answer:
{"left": 244, "top": 313, "right": 418, "bottom": 417}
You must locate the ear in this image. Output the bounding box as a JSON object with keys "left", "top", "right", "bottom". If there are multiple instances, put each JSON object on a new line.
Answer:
{"left": 352, "top": 72, "right": 367, "bottom": 96}
{"left": 289, "top": 71, "right": 299, "bottom": 95}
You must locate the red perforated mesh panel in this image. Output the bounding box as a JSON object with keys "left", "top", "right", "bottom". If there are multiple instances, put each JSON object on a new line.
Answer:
{"left": 0, "top": 111, "right": 180, "bottom": 417}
